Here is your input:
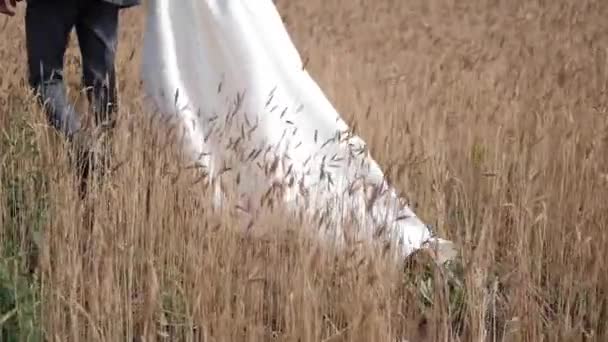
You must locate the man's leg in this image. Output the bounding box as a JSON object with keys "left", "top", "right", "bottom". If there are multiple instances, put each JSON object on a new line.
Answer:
{"left": 25, "top": 1, "right": 80, "bottom": 139}
{"left": 74, "top": 1, "right": 120, "bottom": 187}
{"left": 76, "top": 1, "right": 119, "bottom": 130}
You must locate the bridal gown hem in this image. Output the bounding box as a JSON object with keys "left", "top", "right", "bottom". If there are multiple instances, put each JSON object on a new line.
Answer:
{"left": 141, "top": 0, "right": 452, "bottom": 260}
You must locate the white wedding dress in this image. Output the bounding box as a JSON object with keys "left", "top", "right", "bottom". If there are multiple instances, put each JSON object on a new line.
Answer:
{"left": 141, "top": 0, "right": 453, "bottom": 260}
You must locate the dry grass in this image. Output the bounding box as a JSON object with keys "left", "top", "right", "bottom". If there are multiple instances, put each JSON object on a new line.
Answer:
{"left": 1, "top": 0, "right": 608, "bottom": 341}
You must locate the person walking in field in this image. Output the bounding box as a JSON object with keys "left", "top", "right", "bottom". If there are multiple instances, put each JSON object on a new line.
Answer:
{"left": 0, "top": 0, "right": 140, "bottom": 195}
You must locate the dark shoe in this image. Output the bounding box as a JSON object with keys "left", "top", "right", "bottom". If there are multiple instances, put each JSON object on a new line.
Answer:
{"left": 70, "top": 130, "right": 94, "bottom": 199}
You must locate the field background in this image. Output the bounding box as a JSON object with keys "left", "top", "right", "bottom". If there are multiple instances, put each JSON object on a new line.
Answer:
{"left": 1, "top": 0, "right": 608, "bottom": 341}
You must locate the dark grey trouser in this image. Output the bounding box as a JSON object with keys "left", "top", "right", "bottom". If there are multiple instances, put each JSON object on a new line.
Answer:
{"left": 25, "top": 0, "right": 120, "bottom": 140}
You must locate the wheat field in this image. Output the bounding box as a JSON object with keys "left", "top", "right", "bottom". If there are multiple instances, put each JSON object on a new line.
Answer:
{"left": 1, "top": 1, "right": 608, "bottom": 341}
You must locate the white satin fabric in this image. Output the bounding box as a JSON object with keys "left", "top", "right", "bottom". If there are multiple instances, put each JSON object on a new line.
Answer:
{"left": 141, "top": 0, "right": 452, "bottom": 259}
